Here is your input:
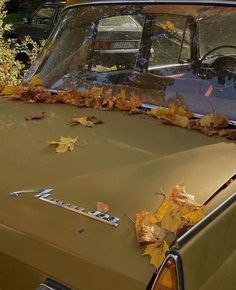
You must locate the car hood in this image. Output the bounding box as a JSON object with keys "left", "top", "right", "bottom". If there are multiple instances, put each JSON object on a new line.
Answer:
{"left": 0, "top": 98, "right": 236, "bottom": 289}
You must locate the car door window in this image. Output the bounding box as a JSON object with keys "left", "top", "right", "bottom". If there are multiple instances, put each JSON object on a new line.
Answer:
{"left": 31, "top": 7, "right": 56, "bottom": 26}
{"left": 149, "top": 15, "right": 190, "bottom": 67}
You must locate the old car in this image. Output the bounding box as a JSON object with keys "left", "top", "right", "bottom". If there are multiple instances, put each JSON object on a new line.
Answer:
{"left": 0, "top": 0, "right": 236, "bottom": 290}
{"left": 8, "top": 1, "right": 65, "bottom": 43}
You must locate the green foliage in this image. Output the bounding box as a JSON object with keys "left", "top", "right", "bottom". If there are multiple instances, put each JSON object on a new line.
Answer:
{"left": 0, "top": 0, "right": 43, "bottom": 85}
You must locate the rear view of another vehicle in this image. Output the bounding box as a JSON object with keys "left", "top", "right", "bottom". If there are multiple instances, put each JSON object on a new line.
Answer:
{"left": 93, "top": 15, "right": 143, "bottom": 70}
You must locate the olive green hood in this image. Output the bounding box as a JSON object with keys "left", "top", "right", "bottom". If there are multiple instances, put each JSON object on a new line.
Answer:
{"left": 0, "top": 98, "right": 236, "bottom": 289}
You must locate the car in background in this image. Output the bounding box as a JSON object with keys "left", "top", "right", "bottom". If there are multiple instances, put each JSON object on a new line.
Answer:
{"left": 1, "top": 0, "right": 236, "bottom": 290}
{"left": 9, "top": 2, "right": 65, "bottom": 43}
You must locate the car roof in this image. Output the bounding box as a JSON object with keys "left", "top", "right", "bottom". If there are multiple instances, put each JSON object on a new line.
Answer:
{"left": 64, "top": 0, "right": 236, "bottom": 18}
{"left": 66, "top": 0, "right": 236, "bottom": 6}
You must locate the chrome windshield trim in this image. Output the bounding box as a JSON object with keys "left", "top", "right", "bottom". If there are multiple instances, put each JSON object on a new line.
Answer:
{"left": 175, "top": 192, "right": 236, "bottom": 249}
{"left": 141, "top": 103, "right": 236, "bottom": 125}
{"left": 150, "top": 252, "right": 184, "bottom": 290}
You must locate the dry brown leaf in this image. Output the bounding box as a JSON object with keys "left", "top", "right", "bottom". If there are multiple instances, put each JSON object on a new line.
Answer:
{"left": 1, "top": 84, "right": 24, "bottom": 96}
{"left": 116, "top": 88, "right": 127, "bottom": 100}
{"left": 115, "top": 99, "right": 132, "bottom": 111}
{"left": 69, "top": 116, "right": 103, "bottom": 127}
{"left": 142, "top": 241, "right": 169, "bottom": 268}
{"left": 135, "top": 210, "right": 165, "bottom": 244}
{"left": 130, "top": 95, "right": 142, "bottom": 109}
{"left": 97, "top": 201, "right": 109, "bottom": 214}
{"left": 129, "top": 108, "right": 143, "bottom": 115}
{"left": 199, "top": 113, "right": 228, "bottom": 129}
{"left": 25, "top": 112, "right": 46, "bottom": 121}
{"left": 226, "top": 129, "right": 236, "bottom": 140}
{"left": 48, "top": 136, "right": 78, "bottom": 153}
{"left": 136, "top": 184, "right": 205, "bottom": 267}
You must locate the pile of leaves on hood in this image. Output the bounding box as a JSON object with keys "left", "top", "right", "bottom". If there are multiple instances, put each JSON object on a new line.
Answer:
{"left": 135, "top": 184, "right": 205, "bottom": 268}
{"left": 150, "top": 104, "right": 236, "bottom": 140}
{"left": 0, "top": 76, "right": 142, "bottom": 113}
{"left": 1, "top": 75, "right": 236, "bottom": 140}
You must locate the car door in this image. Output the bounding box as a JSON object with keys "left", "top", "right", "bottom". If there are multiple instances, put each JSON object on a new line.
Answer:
{"left": 177, "top": 193, "right": 235, "bottom": 290}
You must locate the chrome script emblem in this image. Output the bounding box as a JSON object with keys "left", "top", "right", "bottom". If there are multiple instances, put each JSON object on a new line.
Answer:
{"left": 10, "top": 188, "right": 120, "bottom": 227}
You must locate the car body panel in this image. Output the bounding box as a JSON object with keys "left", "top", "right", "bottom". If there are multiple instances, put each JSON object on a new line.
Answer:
{"left": 177, "top": 194, "right": 236, "bottom": 290}
{"left": 1, "top": 1, "right": 236, "bottom": 289}
{"left": 0, "top": 97, "right": 236, "bottom": 289}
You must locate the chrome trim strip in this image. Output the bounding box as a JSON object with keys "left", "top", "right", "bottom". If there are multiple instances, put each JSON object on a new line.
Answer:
{"left": 150, "top": 252, "right": 184, "bottom": 290}
{"left": 175, "top": 193, "right": 236, "bottom": 249}
{"left": 141, "top": 103, "right": 236, "bottom": 125}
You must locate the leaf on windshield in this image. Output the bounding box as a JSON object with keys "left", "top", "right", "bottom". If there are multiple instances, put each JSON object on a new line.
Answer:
{"left": 25, "top": 112, "right": 46, "bottom": 121}
{"left": 161, "top": 20, "right": 175, "bottom": 32}
{"left": 97, "top": 201, "right": 109, "bottom": 214}
{"left": 143, "top": 241, "right": 169, "bottom": 268}
{"left": 28, "top": 74, "right": 43, "bottom": 87}
{"left": 69, "top": 116, "right": 103, "bottom": 127}
{"left": 48, "top": 136, "right": 78, "bottom": 153}
{"left": 135, "top": 183, "right": 205, "bottom": 268}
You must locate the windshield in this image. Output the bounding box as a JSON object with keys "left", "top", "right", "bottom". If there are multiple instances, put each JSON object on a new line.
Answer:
{"left": 30, "top": 4, "right": 236, "bottom": 120}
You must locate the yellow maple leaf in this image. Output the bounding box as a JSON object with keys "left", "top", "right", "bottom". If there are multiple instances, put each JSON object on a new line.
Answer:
{"left": 161, "top": 208, "right": 182, "bottom": 234}
{"left": 143, "top": 241, "right": 169, "bottom": 268}
{"left": 1, "top": 84, "right": 24, "bottom": 96}
{"left": 183, "top": 206, "right": 205, "bottom": 224}
{"left": 48, "top": 136, "right": 78, "bottom": 153}
{"left": 28, "top": 74, "right": 43, "bottom": 87}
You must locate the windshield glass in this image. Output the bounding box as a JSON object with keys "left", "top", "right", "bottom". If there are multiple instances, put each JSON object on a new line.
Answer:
{"left": 30, "top": 4, "right": 236, "bottom": 120}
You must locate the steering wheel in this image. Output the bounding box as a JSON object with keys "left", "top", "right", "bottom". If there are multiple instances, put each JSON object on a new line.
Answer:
{"left": 199, "top": 45, "right": 236, "bottom": 66}
{"left": 198, "top": 45, "right": 236, "bottom": 80}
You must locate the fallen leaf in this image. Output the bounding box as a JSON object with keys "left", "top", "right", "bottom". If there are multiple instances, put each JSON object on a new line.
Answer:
{"left": 1, "top": 84, "right": 24, "bottom": 96}
{"left": 115, "top": 99, "right": 132, "bottom": 111}
{"left": 226, "top": 129, "right": 236, "bottom": 140}
{"left": 135, "top": 210, "right": 165, "bottom": 244}
{"left": 130, "top": 95, "right": 142, "bottom": 109}
{"left": 136, "top": 184, "right": 205, "bottom": 268}
{"left": 48, "top": 136, "right": 78, "bottom": 153}
{"left": 129, "top": 108, "right": 143, "bottom": 115}
{"left": 25, "top": 112, "right": 46, "bottom": 121}
{"left": 28, "top": 74, "right": 43, "bottom": 87}
{"left": 143, "top": 241, "right": 169, "bottom": 268}
{"left": 69, "top": 116, "right": 103, "bottom": 127}
{"left": 97, "top": 201, "right": 109, "bottom": 214}
{"left": 183, "top": 206, "right": 205, "bottom": 224}
{"left": 116, "top": 88, "right": 127, "bottom": 100}
{"left": 161, "top": 20, "right": 175, "bottom": 32}
{"left": 199, "top": 113, "right": 228, "bottom": 129}
{"left": 161, "top": 207, "right": 182, "bottom": 234}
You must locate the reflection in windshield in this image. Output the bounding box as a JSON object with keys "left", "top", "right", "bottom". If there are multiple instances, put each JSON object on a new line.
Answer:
{"left": 31, "top": 4, "right": 236, "bottom": 120}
